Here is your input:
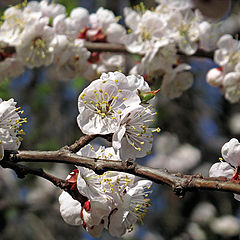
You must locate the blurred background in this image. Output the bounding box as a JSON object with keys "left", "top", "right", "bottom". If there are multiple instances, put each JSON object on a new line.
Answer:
{"left": 1, "top": 0, "right": 240, "bottom": 239}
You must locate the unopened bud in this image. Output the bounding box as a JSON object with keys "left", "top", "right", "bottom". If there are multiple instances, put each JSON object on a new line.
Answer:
{"left": 137, "top": 89, "right": 160, "bottom": 104}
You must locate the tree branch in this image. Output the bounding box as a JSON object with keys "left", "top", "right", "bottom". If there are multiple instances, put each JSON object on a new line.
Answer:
{"left": 68, "top": 134, "right": 98, "bottom": 153}
{"left": 2, "top": 147, "right": 240, "bottom": 198}
{"left": 84, "top": 41, "right": 214, "bottom": 59}
{"left": 1, "top": 43, "right": 214, "bottom": 64}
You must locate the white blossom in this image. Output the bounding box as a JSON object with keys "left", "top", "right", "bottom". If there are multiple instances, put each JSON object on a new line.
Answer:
{"left": 0, "top": 45, "right": 24, "bottom": 82}
{"left": 155, "top": 0, "right": 192, "bottom": 11}
{"left": 209, "top": 138, "right": 240, "bottom": 201}
{"left": 53, "top": 7, "right": 89, "bottom": 39}
{"left": 100, "top": 71, "right": 150, "bottom": 93}
{"left": 171, "top": 10, "right": 201, "bottom": 55}
{"left": 0, "top": 98, "right": 26, "bottom": 160}
{"left": 123, "top": 8, "right": 167, "bottom": 54}
{"left": 24, "top": 0, "right": 66, "bottom": 20}
{"left": 16, "top": 18, "right": 56, "bottom": 68}
{"left": 223, "top": 71, "right": 240, "bottom": 103}
{"left": 198, "top": 21, "right": 221, "bottom": 51}
{"left": 221, "top": 138, "right": 240, "bottom": 167}
{"left": 161, "top": 63, "right": 193, "bottom": 99}
{"left": 94, "top": 52, "right": 125, "bottom": 74}
{"left": 206, "top": 67, "right": 224, "bottom": 87}
{"left": 130, "top": 41, "right": 177, "bottom": 80}
{"left": 77, "top": 73, "right": 140, "bottom": 135}
{"left": 53, "top": 37, "right": 95, "bottom": 80}
{"left": 112, "top": 105, "right": 156, "bottom": 160}
{"left": 59, "top": 144, "right": 153, "bottom": 238}
{"left": 108, "top": 179, "right": 152, "bottom": 237}
{"left": 214, "top": 34, "right": 240, "bottom": 72}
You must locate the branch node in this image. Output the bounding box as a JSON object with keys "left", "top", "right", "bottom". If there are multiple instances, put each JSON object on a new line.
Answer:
{"left": 173, "top": 185, "right": 185, "bottom": 198}
{"left": 123, "top": 158, "right": 136, "bottom": 170}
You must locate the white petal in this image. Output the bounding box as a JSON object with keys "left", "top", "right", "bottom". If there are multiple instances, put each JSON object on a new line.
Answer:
{"left": 221, "top": 138, "right": 240, "bottom": 167}
{"left": 59, "top": 191, "right": 82, "bottom": 225}
{"left": 209, "top": 162, "right": 234, "bottom": 178}
{"left": 112, "top": 125, "right": 126, "bottom": 151}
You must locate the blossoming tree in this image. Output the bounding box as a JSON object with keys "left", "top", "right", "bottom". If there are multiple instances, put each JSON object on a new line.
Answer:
{"left": 1, "top": 0, "right": 240, "bottom": 239}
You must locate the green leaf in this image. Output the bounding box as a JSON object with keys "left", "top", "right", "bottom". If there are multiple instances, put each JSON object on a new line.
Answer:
{"left": 56, "top": 0, "right": 78, "bottom": 16}
{"left": 0, "top": 78, "right": 10, "bottom": 100}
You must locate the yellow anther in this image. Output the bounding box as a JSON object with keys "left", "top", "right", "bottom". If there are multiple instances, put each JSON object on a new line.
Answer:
{"left": 152, "top": 127, "right": 161, "bottom": 132}
{"left": 97, "top": 110, "right": 101, "bottom": 113}
{"left": 94, "top": 89, "right": 97, "bottom": 93}
{"left": 90, "top": 101, "right": 94, "bottom": 104}
{"left": 140, "top": 142, "right": 144, "bottom": 145}
{"left": 117, "top": 110, "right": 122, "bottom": 114}
{"left": 115, "top": 79, "right": 118, "bottom": 82}
{"left": 123, "top": 98, "right": 127, "bottom": 101}
{"left": 99, "top": 89, "right": 103, "bottom": 93}
{"left": 137, "top": 147, "right": 141, "bottom": 151}
{"left": 118, "top": 89, "right": 122, "bottom": 93}
{"left": 112, "top": 116, "right": 116, "bottom": 120}
{"left": 101, "top": 113, "right": 106, "bottom": 117}
{"left": 84, "top": 100, "right": 87, "bottom": 104}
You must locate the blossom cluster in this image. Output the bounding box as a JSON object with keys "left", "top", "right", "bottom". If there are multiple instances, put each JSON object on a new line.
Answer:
{"left": 0, "top": 0, "right": 227, "bottom": 99}
{"left": 77, "top": 71, "right": 159, "bottom": 160}
{"left": 207, "top": 34, "right": 240, "bottom": 103}
{"left": 59, "top": 145, "right": 152, "bottom": 238}
{"left": 209, "top": 138, "right": 240, "bottom": 201}
{"left": 59, "top": 71, "right": 158, "bottom": 237}
{"left": 0, "top": 0, "right": 126, "bottom": 81}
{"left": 0, "top": 98, "right": 26, "bottom": 160}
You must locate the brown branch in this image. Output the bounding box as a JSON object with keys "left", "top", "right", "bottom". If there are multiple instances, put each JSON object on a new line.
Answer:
{"left": 84, "top": 42, "right": 128, "bottom": 53}
{"left": 68, "top": 134, "right": 98, "bottom": 153}
{"left": 0, "top": 154, "right": 87, "bottom": 204}
{"left": 1, "top": 43, "right": 214, "bottom": 63}
{"left": 84, "top": 41, "right": 214, "bottom": 59}
{"left": 3, "top": 148, "right": 240, "bottom": 198}
{"left": 68, "top": 133, "right": 113, "bottom": 153}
